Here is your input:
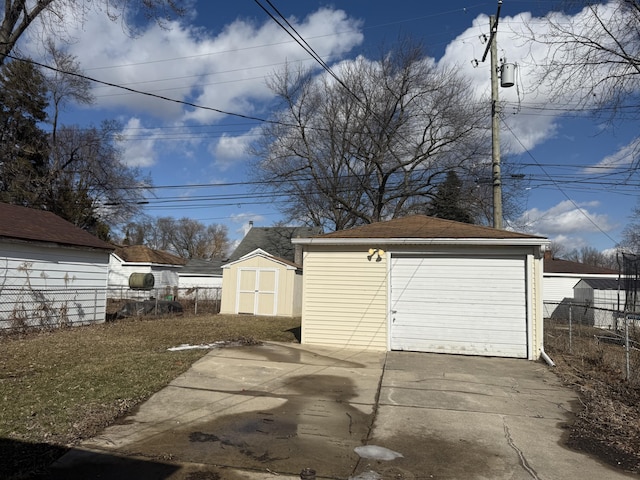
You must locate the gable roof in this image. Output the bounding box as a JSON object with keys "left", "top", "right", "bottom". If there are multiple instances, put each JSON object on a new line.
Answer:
{"left": 0, "top": 202, "right": 113, "bottom": 251}
{"left": 113, "top": 245, "right": 186, "bottom": 266}
{"left": 179, "top": 258, "right": 224, "bottom": 276}
{"left": 228, "top": 225, "right": 322, "bottom": 263}
{"left": 543, "top": 256, "right": 618, "bottom": 275}
{"left": 223, "top": 248, "right": 300, "bottom": 270}
{"left": 293, "top": 215, "right": 547, "bottom": 246}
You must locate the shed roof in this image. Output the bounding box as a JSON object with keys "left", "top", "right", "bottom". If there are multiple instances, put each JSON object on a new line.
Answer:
{"left": 228, "top": 225, "right": 322, "bottom": 262}
{"left": 0, "top": 202, "right": 113, "bottom": 251}
{"left": 543, "top": 254, "right": 618, "bottom": 275}
{"left": 223, "top": 248, "right": 300, "bottom": 270}
{"left": 113, "top": 245, "right": 186, "bottom": 266}
{"left": 293, "top": 215, "right": 546, "bottom": 245}
{"left": 575, "top": 278, "right": 621, "bottom": 290}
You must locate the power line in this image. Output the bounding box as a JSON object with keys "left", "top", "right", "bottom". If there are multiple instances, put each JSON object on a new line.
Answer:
{"left": 6, "top": 54, "right": 274, "bottom": 125}
{"left": 501, "top": 118, "right": 619, "bottom": 245}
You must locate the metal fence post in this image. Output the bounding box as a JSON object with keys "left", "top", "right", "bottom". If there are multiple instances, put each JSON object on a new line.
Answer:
{"left": 569, "top": 302, "right": 573, "bottom": 354}
{"left": 625, "top": 314, "right": 631, "bottom": 382}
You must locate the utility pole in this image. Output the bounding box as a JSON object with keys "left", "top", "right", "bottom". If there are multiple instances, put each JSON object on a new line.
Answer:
{"left": 490, "top": 13, "right": 502, "bottom": 229}
{"left": 479, "top": 0, "right": 513, "bottom": 229}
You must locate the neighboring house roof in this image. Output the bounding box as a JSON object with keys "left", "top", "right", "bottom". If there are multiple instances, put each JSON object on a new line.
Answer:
{"left": 543, "top": 255, "right": 618, "bottom": 275}
{"left": 113, "top": 245, "right": 186, "bottom": 266}
{"left": 228, "top": 225, "right": 322, "bottom": 263}
{"left": 179, "top": 258, "right": 224, "bottom": 276}
{"left": 576, "top": 278, "right": 622, "bottom": 290}
{"left": 0, "top": 202, "right": 113, "bottom": 251}
{"left": 293, "top": 215, "right": 546, "bottom": 245}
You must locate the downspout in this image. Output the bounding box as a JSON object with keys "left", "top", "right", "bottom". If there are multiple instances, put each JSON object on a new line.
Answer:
{"left": 540, "top": 347, "right": 555, "bottom": 367}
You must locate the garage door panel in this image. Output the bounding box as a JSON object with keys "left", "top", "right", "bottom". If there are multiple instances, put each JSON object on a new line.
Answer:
{"left": 390, "top": 255, "right": 527, "bottom": 358}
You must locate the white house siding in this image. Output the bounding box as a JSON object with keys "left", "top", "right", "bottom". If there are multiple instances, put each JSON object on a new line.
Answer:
{"left": 301, "top": 246, "right": 387, "bottom": 350}
{"left": 177, "top": 275, "right": 222, "bottom": 301}
{"left": 107, "top": 257, "right": 181, "bottom": 299}
{"left": 0, "top": 241, "right": 109, "bottom": 330}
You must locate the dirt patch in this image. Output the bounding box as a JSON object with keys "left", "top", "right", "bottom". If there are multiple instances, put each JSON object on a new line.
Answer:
{"left": 551, "top": 352, "right": 640, "bottom": 473}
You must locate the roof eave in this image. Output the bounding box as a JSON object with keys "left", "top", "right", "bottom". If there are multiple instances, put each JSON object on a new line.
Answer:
{"left": 292, "top": 237, "right": 550, "bottom": 247}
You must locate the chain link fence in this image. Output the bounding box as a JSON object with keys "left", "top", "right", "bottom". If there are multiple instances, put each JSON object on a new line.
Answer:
{"left": 0, "top": 286, "right": 222, "bottom": 333}
{"left": 107, "top": 286, "right": 221, "bottom": 317}
{"left": 544, "top": 301, "right": 640, "bottom": 385}
{"left": 0, "top": 287, "right": 105, "bottom": 332}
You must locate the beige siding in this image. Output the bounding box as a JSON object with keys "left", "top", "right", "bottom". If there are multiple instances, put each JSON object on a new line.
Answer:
{"left": 301, "top": 246, "right": 387, "bottom": 350}
{"left": 220, "top": 255, "right": 300, "bottom": 317}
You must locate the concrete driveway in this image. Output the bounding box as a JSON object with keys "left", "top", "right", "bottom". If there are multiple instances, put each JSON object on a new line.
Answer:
{"left": 45, "top": 342, "right": 635, "bottom": 480}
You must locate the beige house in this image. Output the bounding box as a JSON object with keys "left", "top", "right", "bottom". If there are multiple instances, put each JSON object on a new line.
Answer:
{"left": 220, "top": 249, "right": 302, "bottom": 316}
{"left": 293, "top": 215, "right": 550, "bottom": 360}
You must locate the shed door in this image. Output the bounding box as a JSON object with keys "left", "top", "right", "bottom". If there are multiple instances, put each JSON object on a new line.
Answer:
{"left": 390, "top": 255, "right": 527, "bottom": 358}
{"left": 237, "top": 268, "right": 278, "bottom": 315}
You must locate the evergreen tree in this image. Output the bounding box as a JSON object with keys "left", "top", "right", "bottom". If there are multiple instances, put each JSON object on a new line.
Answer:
{"left": 426, "top": 171, "right": 474, "bottom": 224}
{"left": 0, "top": 60, "right": 50, "bottom": 206}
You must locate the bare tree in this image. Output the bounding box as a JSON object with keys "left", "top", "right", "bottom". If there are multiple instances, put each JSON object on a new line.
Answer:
{"left": 521, "top": 0, "right": 640, "bottom": 121}
{"left": 565, "top": 245, "right": 618, "bottom": 269}
{"left": 0, "top": 0, "right": 187, "bottom": 65}
{"left": 46, "top": 120, "right": 150, "bottom": 234}
{"left": 252, "top": 41, "right": 490, "bottom": 231}
{"left": 43, "top": 39, "right": 94, "bottom": 146}
{"left": 122, "top": 216, "right": 230, "bottom": 260}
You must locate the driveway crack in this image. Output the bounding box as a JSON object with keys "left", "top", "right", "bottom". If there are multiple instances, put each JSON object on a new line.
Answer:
{"left": 503, "top": 416, "right": 540, "bottom": 480}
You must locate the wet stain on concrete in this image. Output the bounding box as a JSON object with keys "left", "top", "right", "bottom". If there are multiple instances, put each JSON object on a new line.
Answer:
{"left": 353, "top": 434, "right": 513, "bottom": 480}
{"left": 123, "top": 374, "right": 371, "bottom": 478}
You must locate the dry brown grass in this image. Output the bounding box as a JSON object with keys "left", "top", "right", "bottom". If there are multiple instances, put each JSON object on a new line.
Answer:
{"left": 0, "top": 313, "right": 300, "bottom": 479}
{"left": 545, "top": 320, "right": 640, "bottom": 472}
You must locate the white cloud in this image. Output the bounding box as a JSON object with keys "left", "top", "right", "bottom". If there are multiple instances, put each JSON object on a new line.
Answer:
{"left": 118, "top": 117, "right": 158, "bottom": 167}
{"left": 209, "top": 128, "right": 258, "bottom": 171}
{"left": 436, "top": 5, "right": 628, "bottom": 156}
{"left": 229, "top": 213, "right": 266, "bottom": 237}
{"left": 518, "top": 200, "right": 616, "bottom": 236}
{"left": 38, "top": 6, "right": 363, "bottom": 124}
{"left": 583, "top": 137, "right": 640, "bottom": 174}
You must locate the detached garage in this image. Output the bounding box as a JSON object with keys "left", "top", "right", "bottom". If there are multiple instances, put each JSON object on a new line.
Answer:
{"left": 292, "top": 215, "right": 549, "bottom": 360}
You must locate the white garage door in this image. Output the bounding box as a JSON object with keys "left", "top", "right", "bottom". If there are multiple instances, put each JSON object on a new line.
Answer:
{"left": 390, "top": 255, "right": 527, "bottom": 358}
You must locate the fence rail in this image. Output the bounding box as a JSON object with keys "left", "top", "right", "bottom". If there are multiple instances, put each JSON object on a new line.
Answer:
{"left": 0, "top": 286, "right": 222, "bottom": 332}
{"left": 544, "top": 300, "right": 640, "bottom": 385}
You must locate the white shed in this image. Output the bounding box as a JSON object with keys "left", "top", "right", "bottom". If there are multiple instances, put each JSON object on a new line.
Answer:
{"left": 293, "top": 215, "right": 549, "bottom": 360}
{"left": 573, "top": 278, "right": 624, "bottom": 329}
{"left": 0, "top": 203, "right": 113, "bottom": 330}
{"left": 543, "top": 253, "right": 618, "bottom": 318}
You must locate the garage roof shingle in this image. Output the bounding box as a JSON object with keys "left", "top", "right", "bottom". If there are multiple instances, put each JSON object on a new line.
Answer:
{"left": 0, "top": 202, "right": 113, "bottom": 251}
{"left": 315, "top": 215, "right": 545, "bottom": 240}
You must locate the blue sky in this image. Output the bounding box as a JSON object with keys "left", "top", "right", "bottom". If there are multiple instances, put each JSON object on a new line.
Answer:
{"left": 19, "top": 1, "right": 638, "bottom": 252}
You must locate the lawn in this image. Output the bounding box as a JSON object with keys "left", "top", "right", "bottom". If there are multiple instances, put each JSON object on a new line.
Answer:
{"left": 0, "top": 314, "right": 301, "bottom": 479}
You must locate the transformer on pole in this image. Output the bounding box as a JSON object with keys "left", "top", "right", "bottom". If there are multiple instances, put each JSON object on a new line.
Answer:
{"left": 480, "top": 0, "right": 515, "bottom": 229}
